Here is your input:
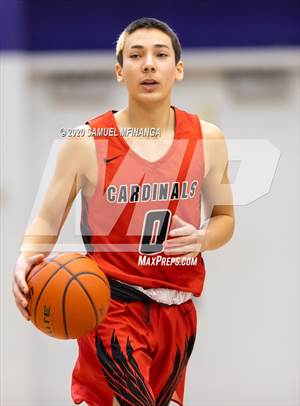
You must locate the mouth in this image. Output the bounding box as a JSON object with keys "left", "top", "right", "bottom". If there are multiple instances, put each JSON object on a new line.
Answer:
{"left": 140, "top": 79, "right": 159, "bottom": 91}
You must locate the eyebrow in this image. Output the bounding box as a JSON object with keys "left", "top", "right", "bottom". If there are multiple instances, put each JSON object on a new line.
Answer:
{"left": 129, "top": 44, "right": 170, "bottom": 50}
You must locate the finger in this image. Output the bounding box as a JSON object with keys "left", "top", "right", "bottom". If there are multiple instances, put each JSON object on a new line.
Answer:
{"left": 169, "top": 224, "right": 194, "bottom": 237}
{"left": 27, "top": 254, "right": 44, "bottom": 265}
{"left": 16, "top": 301, "right": 30, "bottom": 320}
{"left": 164, "top": 244, "right": 199, "bottom": 255}
{"left": 12, "top": 283, "right": 28, "bottom": 309}
{"left": 14, "top": 271, "right": 30, "bottom": 295}
{"left": 164, "top": 235, "right": 198, "bottom": 247}
{"left": 18, "top": 254, "right": 44, "bottom": 294}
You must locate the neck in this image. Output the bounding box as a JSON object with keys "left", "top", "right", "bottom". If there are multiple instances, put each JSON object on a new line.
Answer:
{"left": 123, "top": 98, "right": 174, "bottom": 135}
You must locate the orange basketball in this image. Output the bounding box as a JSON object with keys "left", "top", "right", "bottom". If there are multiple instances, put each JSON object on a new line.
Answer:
{"left": 26, "top": 252, "right": 110, "bottom": 339}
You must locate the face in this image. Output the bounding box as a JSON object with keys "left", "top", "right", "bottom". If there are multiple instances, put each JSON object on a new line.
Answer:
{"left": 115, "top": 28, "right": 184, "bottom": 104}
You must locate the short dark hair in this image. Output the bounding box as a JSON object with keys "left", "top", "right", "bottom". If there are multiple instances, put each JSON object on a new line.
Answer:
{"left": 116, "top": 17, "right": 182, "bottom": 66}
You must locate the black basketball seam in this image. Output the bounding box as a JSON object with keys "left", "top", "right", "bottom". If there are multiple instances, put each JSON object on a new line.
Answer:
{"left": 32, "top": 255, "right": 109, "bottom": 288}
{"left": 32, "top": 255, "right": 108, "bottom": 339}
{"left": 33, "top": 255, "right": 87, "bottom": 334}
{"left": 53, "top": 260, "right": 110, "bottom": 337}
{"left": 54, "top": 257, "right": 110, "bottom": 288}
{"left": 73, "top": 271, "right": 110, "bottom": 288}
{"left": 27, "top": 262, "right": 48, "bottom": 283}
{"left": 61, "top": 277, "right": 77, "bottom": 339}
{"left": 60, "top": 270, "right": 109, "bottom": 338}
{"left": 28, "top": 254, "right": 85, "bottom": 284}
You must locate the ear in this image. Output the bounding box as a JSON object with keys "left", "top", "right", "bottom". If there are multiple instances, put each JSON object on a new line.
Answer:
{"left": 175, "top": 60, "right": 184, "bottom": 81}
{"left": 115, "top": 62, "right": 124, "bottom": 83}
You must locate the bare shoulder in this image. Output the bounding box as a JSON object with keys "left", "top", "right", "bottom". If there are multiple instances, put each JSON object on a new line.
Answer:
{"left": 56, "top": 124, "right": 96, "bottom": 185}
{"left": 60, "top": 124, "right": 95, "bottom": 164}
{"left": 200, "top": 119, "right": 225, "bottom": 141}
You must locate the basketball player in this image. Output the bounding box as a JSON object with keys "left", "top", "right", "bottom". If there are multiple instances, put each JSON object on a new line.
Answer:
{"left": 12, "top": 18, "right": 235, "bottom": 406}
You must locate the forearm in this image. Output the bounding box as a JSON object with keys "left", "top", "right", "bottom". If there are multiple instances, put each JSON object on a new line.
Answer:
{"left": 19, "top": 216, "right": 59, "bottom": 260}
{"left": 200, "top": 214, "right": 234, "bottom": 252}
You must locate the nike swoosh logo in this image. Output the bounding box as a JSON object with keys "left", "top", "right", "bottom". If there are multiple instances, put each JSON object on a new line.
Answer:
{"left": 103, "top": 154, "right": 122, "bottom": 164}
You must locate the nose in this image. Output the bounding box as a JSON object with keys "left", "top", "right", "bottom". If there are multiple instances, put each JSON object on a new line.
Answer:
{"left": 142, "top": 53, "right": 156, "bottom": 73}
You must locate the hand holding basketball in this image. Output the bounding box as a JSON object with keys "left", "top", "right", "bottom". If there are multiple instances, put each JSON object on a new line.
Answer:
{"left": 12, "top": 253, "right": 45, "bottom": 320}
{"left": 25, "top": 252, "right": 111, "bottom": 339}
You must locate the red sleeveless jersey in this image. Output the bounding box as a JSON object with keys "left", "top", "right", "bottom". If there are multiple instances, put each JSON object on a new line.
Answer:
{"left": 81, "top": 106, "right": 206, "bottom": 297}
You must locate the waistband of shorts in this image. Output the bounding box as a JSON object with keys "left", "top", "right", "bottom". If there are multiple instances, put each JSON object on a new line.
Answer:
{"left": 108, "top": 278, "right": 154, "bottom": 303}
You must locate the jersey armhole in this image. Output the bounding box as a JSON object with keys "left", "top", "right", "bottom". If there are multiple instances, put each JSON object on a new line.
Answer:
{"left": 81, "top": 120, "right": 101, "bottom": 202}
{"left": 193, "top": 114, "right": 206, "bottom": 181}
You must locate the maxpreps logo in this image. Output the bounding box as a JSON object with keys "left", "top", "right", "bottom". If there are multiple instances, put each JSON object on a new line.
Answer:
{"left": 138, "top": 255, "right": 198, "bottom": 266}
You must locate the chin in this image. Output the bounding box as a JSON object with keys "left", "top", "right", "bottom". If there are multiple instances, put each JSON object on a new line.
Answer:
{"left": 137, "top": 92, "right": 166, "bottom": 104}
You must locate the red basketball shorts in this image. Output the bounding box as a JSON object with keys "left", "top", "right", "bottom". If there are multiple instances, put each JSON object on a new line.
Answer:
{"left": 71, "top": 296, "right": 197, "bottom": 406}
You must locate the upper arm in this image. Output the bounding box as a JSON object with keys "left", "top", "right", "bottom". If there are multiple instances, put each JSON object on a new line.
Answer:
{"left": 36, "top": 126, "right": 89, "bottom": 235}
{"left": 201, "top": 121, "right": 235, "bottom": 220}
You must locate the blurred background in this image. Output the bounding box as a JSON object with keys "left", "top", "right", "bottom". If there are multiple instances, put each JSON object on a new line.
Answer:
{"left": 1, "top": 1, "right": 299, "bottom": 405}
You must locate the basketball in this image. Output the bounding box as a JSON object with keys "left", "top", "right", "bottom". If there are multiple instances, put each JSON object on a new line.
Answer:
{"left": 26, "top": 252, "right": 111, "bottom": 339}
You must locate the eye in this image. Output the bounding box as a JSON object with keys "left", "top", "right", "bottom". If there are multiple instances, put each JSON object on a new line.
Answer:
{"left": 130, "top": 54, "right": 140, "bottom": 59}
{"left": 157, "top": 53, "right": 168, "bottom": 58}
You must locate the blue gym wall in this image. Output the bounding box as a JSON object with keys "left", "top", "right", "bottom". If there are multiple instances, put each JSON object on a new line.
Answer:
{"left": 1, "top": 0, "right": 299, "bottom": 51}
